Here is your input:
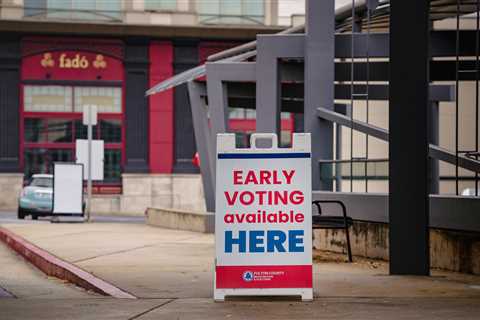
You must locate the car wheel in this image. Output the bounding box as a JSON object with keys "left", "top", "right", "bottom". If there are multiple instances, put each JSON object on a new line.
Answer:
{"left": 17, "top": 208, "right": 25, "bottom": 220}
{"left": 31, "top": 214, "right": 38, "bottom": 220}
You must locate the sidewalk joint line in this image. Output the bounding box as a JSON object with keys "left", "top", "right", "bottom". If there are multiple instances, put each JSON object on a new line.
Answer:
{"left": 0, "top": 284, "right": 16, "bottom": 298}
{"left": 128, "top": 298, "right": 176, "bottom": 320}
{"left": 72, "top": 244, "right": 157, "bottom": 263}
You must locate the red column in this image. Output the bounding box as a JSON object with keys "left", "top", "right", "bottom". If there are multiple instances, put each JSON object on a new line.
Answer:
{"left": 149, "top": 41, "right": 174, "bottom": 173}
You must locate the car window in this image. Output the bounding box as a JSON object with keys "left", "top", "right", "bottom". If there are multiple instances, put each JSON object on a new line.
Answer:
{"left": 30, "top": 178, "right": 53, "bottom": 188}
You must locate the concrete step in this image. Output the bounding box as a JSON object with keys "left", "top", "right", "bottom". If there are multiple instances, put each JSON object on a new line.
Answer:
{"left": 146, "top": 207, "right": 214, "bottom": 233}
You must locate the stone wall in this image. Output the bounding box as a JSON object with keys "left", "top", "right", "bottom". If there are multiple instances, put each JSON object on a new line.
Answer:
{"left": 0, "top": 173, "right": 206, "bottom": 214}
{"left": 118, "top": 173, "right": 206, "bottom": 215}
{"left": 0, "top": 174, "right": 23, "bottom": 210}
{"left": 146, "top": 207, "right": 214, "bottom": 233}
{"left": 313, "top": 221, "right": 480, "bottom": 275}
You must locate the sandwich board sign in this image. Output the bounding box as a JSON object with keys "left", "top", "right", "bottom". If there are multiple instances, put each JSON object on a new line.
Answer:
{"left": 53, "top": 162, "right": 84, "bottom": 216}
{"left": 214, "top": 133, "right": 312, "bottom": 301}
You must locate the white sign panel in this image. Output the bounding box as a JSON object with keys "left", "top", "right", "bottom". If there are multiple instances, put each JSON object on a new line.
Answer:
{"left": 53, "top": 163, "right": 84, "bottom": 215}
{"left": 214, "top": 133, "right": 312, "bottom": 301}
{"left": 75, "top": 139, "right": 104, "bottom": 181}
{"left": 83, "top": 105, "right": 98, "bottom": 125}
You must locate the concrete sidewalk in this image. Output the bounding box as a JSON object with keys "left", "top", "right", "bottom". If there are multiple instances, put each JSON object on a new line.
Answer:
{"left": 1, "top": 222, "right": 480, "bottom": 319}
{"left": 0, "top": 241, "right": 94, "bottom": 299}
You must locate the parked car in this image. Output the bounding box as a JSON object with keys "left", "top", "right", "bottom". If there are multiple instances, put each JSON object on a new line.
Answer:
{"left": 18, "top": 174, "right": 53, "bottom": 220}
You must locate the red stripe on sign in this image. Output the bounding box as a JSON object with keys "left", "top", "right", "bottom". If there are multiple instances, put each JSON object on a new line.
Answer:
{"left": 216, "top": 265, "right": 312, "bottom": 289}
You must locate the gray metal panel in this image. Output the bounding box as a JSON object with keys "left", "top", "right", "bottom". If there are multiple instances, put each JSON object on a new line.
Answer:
{"left": 430, "top": 195, "right": 480, "bottom": 232}
{"left": 313, "top": 191, "right": 480, "bottom": 232}
{"left": 313, "top": 191, "right": 389, "bottom": 223}
{"left": 205, "top": 62, "right": 256, "bottom": 81}
{"left": 256, "top": 34, "right": 305, "bottom": 58}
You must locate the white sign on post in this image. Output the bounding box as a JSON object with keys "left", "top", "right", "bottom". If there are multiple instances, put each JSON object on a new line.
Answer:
{"left": 83, "top": 105, "right": 97, "bottom": 125}
{"left": 53, "top": 163, "right": 84, "bottom": 215}
{"left": 76, "top": 139, "right": 104, "bottom": 180}
{"left": 214, "top": 133, "right": 312, "bottom": 301}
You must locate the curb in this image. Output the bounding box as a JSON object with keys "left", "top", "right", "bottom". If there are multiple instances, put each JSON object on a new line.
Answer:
{"left": 0, "top": 227, "right": 136, "bottom": 299}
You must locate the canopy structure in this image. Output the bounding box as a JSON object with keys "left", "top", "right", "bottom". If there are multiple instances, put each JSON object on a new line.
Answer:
{"left": 147, "top": 0, "right": 480, "bottom": 276}
{"left": 146, "top": 0, "right": 477, "bottom": 97}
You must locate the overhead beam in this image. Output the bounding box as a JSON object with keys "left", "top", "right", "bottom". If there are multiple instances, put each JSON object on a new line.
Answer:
{"left": 335, "top": 30, "right": 480, "bottom": 58}
{"left": 220, "top": 82, "right": 455, "bottom": 102}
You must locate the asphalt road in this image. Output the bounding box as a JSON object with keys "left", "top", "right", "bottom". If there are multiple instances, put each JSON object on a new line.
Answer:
{"left": 0, "top": 211, "right": 145, "bottom": 224}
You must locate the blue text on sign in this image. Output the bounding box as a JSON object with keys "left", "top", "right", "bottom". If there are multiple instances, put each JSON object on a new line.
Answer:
{"left": 224, "top": 230, "right": 304, "bottom": 253}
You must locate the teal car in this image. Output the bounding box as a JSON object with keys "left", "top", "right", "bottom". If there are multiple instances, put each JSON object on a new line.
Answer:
{"left": 18, "top": 174, "right": 53, "bottom": 220}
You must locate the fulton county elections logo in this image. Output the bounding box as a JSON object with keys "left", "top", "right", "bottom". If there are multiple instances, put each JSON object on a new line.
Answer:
{"left": 242, "top": 271, "right": 254, "bottom": 282}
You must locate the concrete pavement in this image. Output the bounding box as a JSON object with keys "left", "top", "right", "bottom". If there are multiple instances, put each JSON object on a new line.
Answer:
{"left": 1, "top": 216, "right": 480, "bottom": 319}
{"left": 0, "top": 299, "right": 174, "bottom": 320}
{"left": 0, "top": 241, "right": 94, "bottom": 299}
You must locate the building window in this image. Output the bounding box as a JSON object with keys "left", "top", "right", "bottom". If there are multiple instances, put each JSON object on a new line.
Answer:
{"left": 73, "top": 87, "right": 122, "bottom": 113}
{"left": 104, "top": 149, "right": 122, "bottom": 182}
{"left": 74, "top": 120, "right": 99, "bottom": 140}
{"left": 24, "top": 86, "right": 73, "bottom": 112}
{"left": 100, "top": 119, "right": 122, "bottom": 143}
{"left": 24, "top": 148, "right": 74, "bottom": 178}
{"left": 45, "top": 119, "right": 73, "bottom": 143}
{"left": 145, "top": 0, "right": 176, "bottom": 11}
{"left": 24, "top": 0, "right": 122, "bottom": 21}
{"left": 24, "top": 119, "right": 47, "bottom": 143}
{"left": 22, "top": 85, "right": 123, "bottom": 183}
{"left": 197, "top": 0, "right": 264, "bottom": 25}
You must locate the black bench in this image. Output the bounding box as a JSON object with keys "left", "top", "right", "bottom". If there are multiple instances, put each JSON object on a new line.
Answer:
{"left": 312, "top": 200, "right": 353, "bottom": 262}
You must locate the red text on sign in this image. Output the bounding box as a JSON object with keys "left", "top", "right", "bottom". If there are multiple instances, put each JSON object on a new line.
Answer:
{"left": 233, "top": 170, "right": 295, "bottom": 185}
{"left": 224, "top": 190, "right": 304, "bottom": 206}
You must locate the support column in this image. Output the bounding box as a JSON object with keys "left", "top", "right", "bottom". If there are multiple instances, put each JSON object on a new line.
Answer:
{"left": 188, "top": 81, "right": 215, "bottom": 212}
{"left": 428, "top": 101, "right": 440, "bottom": 194}
{"left": 389, "top": 0, "right": 430, "bottom": 275}
{"left": 304, "top": 0, "right": 335, "bottom": 190}
{"left": 124, "top": 38, "right": 150, "bottom": 173}
{"left": 173, "top": 40, "right": 199, "bottom": 173}
{"left": 0, "top": 35, "right": 20, "bottom": 172}
{"left": 255, "top": 38, "right": 281, "bottom": 136}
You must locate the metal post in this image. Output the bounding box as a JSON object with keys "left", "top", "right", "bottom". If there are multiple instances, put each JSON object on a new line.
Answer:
{"left": 389, "top": 0, "right": 430, "bottom": 275}
{"left": 428, "top": 101, "right": 440, "bottom": 194}
{"left": 188, "top": 81, "right": 216, "bottom": 212}
{"left": 304, "top": 0, "right": 335, "bottom": 191}
{"left": 87, "top": 109, "right": 92, "bottom": 222}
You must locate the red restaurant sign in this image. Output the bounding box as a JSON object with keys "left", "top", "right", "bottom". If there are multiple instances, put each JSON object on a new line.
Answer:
{"left": 22, "top": 51, "right": 123, "bottom": 81}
